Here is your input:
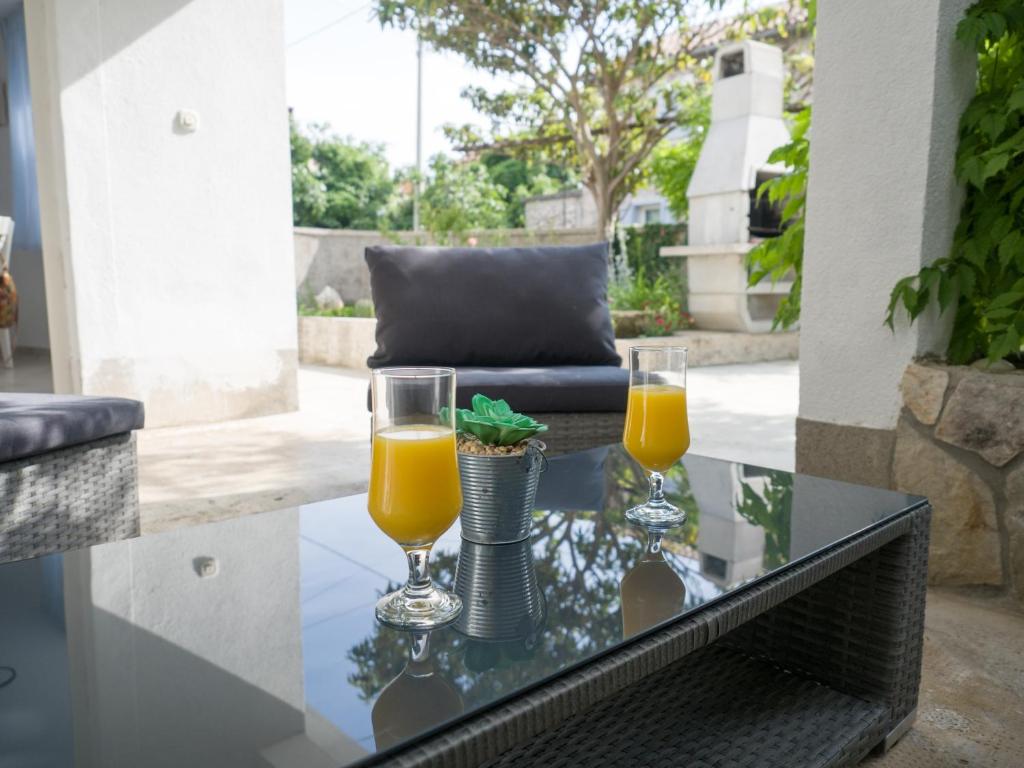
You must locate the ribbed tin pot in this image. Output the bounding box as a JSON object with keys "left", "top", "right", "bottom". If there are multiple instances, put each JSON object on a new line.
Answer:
{"left": 453, "top": 538, "right": 544, "bottom": 643}
{"left": 457, "top": 441, "right": 545, "bottom": 545}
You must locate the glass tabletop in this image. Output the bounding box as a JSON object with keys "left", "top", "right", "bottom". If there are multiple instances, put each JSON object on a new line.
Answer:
{"left": 0, "top": 447, "right": 924, "bottom": 768}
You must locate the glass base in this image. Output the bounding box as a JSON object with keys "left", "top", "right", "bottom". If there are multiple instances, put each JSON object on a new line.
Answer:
{"left": 625, "top": 499, "right": 686, "bottom": 529}
{"left": 375, "top": 584, "right": 463, "bottom": 630}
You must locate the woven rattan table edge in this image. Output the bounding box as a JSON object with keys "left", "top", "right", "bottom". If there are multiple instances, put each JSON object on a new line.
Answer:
{"left": 365, "top": 502, "right": 930, "bottom": 768}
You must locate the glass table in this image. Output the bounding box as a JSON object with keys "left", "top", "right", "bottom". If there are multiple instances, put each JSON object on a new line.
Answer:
{"left": 0, "top": 447, "right": 930, "bottom": 768}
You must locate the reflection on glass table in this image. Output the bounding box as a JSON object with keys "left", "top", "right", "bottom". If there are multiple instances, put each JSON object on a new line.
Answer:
{"left": 620, "top": 523, "right": 687, "bottom": 639}
{"left": 371, "top": 630, "right": 463, "bottom": 751}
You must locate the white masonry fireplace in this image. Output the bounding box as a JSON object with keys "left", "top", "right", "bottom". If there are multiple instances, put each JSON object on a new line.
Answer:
{"left": 662, "top": 39, "right": 794, "bottom": 333}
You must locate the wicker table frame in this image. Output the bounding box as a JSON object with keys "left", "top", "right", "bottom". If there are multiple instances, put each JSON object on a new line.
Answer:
{"left": 371, "top": 502, "right": 930, "bottom": 768}
{"left": 0, "top": 432, "right": 140, "bottom": 564}
{"left": 532, "top": 412, "right": 625, "bottom": 455}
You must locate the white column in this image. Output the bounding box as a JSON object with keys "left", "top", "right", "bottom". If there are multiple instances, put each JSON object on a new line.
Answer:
{"left": 796, "top": 0, "right": 975, "bottom": 481}
{"left": 25, "top": 0, "right": 298, "bottom": 425}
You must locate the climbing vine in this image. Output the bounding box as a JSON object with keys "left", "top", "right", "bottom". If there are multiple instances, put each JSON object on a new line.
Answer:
{"left": 886, "top": 0, "right": 1024, "bottom": 365}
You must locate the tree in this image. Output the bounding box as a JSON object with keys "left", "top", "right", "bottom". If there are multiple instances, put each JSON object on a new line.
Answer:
{"left": 420, "top": 155, "right": 509, "bottom": 242}
{"left": 480, "top": 152, "right": 574, "bottom": 227}
{"left": 646, "top": 90, "right": 710, "bottom": 221}
{"left": 290, "top": 114, "right": 327, "bottom": 226}
{"left": 376, "top": 1, "right": 725, "bottom": 238}
{"left": 289, "top": 119, "right": 396, "bottom": 229}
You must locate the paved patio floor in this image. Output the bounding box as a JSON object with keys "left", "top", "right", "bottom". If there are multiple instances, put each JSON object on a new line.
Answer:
{"left": 137, "top": 360, "right": 800, "bottom": 532}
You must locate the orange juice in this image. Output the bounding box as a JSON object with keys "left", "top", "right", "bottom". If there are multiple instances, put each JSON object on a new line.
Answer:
{"left": 369, "top": 425, "right": 462, "bottom": 547}
{"left": 623, "top": 384, "right": 690, "bottom": 472}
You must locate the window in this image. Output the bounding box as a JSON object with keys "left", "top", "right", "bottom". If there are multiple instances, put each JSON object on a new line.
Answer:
{"left": 640, "top": 205, "right": 661, "bottom": 225}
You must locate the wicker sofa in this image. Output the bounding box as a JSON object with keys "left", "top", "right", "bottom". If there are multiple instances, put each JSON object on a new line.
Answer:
{"left": 364, "top": 243, "right": 628, "bottom": 454}
{"left": 0, "top": 393, "right": 145, "bottom": 563}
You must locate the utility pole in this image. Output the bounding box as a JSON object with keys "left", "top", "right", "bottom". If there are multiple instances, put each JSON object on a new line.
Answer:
{"left": 413, "top": 35, "right": 423, "bottom": 231}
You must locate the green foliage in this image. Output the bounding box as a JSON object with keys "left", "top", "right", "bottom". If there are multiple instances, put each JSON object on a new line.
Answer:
{"left": 745, "top": 106, "right": 810, "bottom": 331}
{"left": 448, "top": 394, "right": 548, "bottom": 447}
{"left": 886, "top": 1, "right": 1024, "bottom": 365}
{"left": 297, "top": 301, "right": 375, "bottom": 318}
{"left": 735, "top": 470, "right": 793, "bottom": 570}
{"left": 616, "top": 223, "right": 689, "bottom": 278}
{"left": 480, "top": 152, "right": 575, "bottom": 227}
{"left": 290, "top": 118, "right": 396, "bottom": 229}
{"left": 420, "top": 155, "right": 509, "bottom": 243}
{"left": 647, "top": 92, "right": 711, "bottom": 220}
{"left": 609, "top": 269, "right": 691, "bottom": 335}
{"left": 377, "top": 0, "right": 726, "bottom": 236}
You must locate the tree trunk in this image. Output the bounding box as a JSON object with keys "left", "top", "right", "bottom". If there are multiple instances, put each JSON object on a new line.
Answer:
{"left": 591, "top": 182, "right": 617, "bottom": 243}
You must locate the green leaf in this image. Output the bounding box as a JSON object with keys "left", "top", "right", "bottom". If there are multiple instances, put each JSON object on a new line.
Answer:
{"left": 984, "top": 307, "right": 1017, "bottom": 319}
{"left": 957, "top": 264, "right": 977, "bottom": 297}
{"left": 998, "top": 230, "right": 1023, "bottom": 268}
{"left": 989, "top": 291, "right": 1024, "bottom": 309}
{"left": 980, "top": 111, "right": 1007, "bottom": 140}
{"left": 938, "top": 271, "right": 957, "bottom": 312}
{"left": 1010, "top": 85, "right": 1024, "bottom": 112}
{"left": 981, "top": 152, "right": 1010, "bottom": 183}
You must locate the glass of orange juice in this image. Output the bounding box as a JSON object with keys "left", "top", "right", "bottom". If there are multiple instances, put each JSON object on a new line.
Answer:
{"left": 622, "top": 346, "right": 690, "bottom": 527}
{"left": 369, "top": 367, "right": 463, "bottom": 629}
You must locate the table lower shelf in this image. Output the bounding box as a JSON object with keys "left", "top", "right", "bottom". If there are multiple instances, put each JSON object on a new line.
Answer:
{"left": 485, "top": 643, "right": 889, "bottom": 768}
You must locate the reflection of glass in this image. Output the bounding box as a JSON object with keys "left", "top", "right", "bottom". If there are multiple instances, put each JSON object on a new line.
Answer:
{"left": 369, "top": 367, "right": 463, "bottom": 628}
{"left": 622, "top": 346, "right": 690, "bottom": 527}
{"left": 371, "top": 630, "right": 464, "bottom": 750}
{"left": 453, "top": 538, "right": 545, "bottom": 644}
{"left": 620, "top": 525, "right": 687, "bottom": 638}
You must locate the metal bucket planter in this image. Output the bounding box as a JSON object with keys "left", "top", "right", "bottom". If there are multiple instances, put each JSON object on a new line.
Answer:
{"left": 453, "top": 538, "right": 545, "bottom": 644}
{"left": 457, "top": 441, "right": 545, "bottom": 545}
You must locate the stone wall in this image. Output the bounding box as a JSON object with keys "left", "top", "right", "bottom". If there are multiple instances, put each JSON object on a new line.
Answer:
{"left": 523, "top": 189, "right": 599, "bottom": 230}
{"left": 299, "top": 316, "right": 799, "bottom": 371}
{"left": 295, "top": 227, "right": 600, "bottom": 305}
{"left": 895, "top": 361, "right": 1024, "bottom": 599}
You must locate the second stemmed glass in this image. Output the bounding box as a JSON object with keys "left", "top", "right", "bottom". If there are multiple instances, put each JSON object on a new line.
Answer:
{"left": 622, "top": 346, "right": 690, "bottom": 527}
{"left": 368, "top": 367, "right": 463, "bottom": 629}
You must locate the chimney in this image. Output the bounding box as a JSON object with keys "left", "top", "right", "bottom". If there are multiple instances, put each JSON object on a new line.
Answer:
{"left": 687, "top": 40, "right": 791, "bottom": 246}
{"left": 661, "top": 40, "right": 795, "bottom": 334}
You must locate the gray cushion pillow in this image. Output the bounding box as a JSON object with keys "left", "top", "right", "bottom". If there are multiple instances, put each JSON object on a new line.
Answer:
{"left": 365, "top": 243, "right": 621, "bottom": 368}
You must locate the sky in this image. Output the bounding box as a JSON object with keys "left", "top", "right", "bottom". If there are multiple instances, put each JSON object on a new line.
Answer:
{"left": 285, "top": 0, "right": 508, "bottom": 169}
{"left": 284, "top": 0, "right": 777, "bottom": 171}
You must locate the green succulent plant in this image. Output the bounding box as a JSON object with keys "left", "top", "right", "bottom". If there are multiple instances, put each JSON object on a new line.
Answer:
{"left": 444, "top": 394, "right": 548, "bottom": 447}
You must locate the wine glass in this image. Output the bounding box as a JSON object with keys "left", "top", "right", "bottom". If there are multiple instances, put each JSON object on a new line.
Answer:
{"left": 369, "top": 367, "right": 463, "bottom": 628}
{"left": 622, "top": 346, "right": 690, "bottom": 527}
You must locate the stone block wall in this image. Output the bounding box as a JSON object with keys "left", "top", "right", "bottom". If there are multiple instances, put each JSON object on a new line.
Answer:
{"left": 895, "top": 361, "right": 1024, "bottom": 599}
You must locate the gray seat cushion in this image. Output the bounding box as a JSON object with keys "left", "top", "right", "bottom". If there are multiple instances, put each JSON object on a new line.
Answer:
{"left": 365, "top": 243, "right": 621, "bottom": 368}
{"left": 0, "top": 394, "right": 145, "bottom": 463}
{"left": 367, "top": 366, "right": 628, "bottom": 414}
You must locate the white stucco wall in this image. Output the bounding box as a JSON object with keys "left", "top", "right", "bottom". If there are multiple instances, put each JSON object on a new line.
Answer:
{"left": 25, "top": 0, "right": 297, "bottom": 424}
{"left": 798, "top": 0, "right": 975, "bottom": 430}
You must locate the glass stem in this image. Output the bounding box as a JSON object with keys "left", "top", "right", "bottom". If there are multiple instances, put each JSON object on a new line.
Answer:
{"left": 403, "top": 548, "right": 433, "bottom": 599}
{"left": 647, "top": 529, "right": 663, "bottom": 554}
{"left": 648, "top": 471, "right": 666, "bottom": 505}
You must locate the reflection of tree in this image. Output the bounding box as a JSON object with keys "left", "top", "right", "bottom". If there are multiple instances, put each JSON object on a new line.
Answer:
{"left": 736, "top": 469, "right": 793, "bottom": 569}
{"left": 346, "top": 447, "right": 707, "bottom": 710}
